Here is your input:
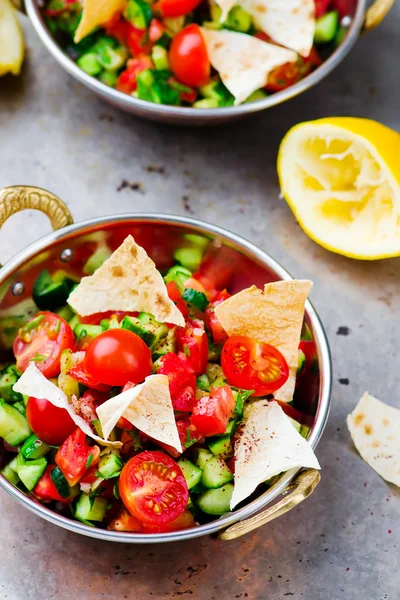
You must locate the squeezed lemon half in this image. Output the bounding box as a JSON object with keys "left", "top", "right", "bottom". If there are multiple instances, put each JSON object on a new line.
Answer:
{"left": 0, "top": 0, "right": 24, "bottom": 77}
{"left": 277, "top": 117, "right": 400, "bottom": 260}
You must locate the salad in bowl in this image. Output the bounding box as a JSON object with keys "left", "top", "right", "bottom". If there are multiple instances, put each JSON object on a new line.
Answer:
{"left": 42, "top": 0, "right": 352, "bottom": 108}
{"left": 0, "top": 232, "right": 320, "bottom": 534}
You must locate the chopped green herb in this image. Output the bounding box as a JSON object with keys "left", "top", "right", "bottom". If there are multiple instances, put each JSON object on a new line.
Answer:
{"left": 184, "top": 428, "right": 197, "bottom": 449}
{"left": 113, "top": 481, "right": 120, "bottom": 500}
{"left": 55, "top": 319, "right": 61, "bottom": 334}
{"left": 22, "top": 314, "right": 44, "bottom": 333}
{"left": 234, "top": 389, "right": 254, "bottom": 419}
{"left": 88, "top": 487, "right": 103, "bottom": 510}
{"left": 183, "top": 343, "right": 191, "bottom": 357}
{"left": 86, "top": 454, "right": 94, "bottom": 469}
{"left": 182, "top": 288, "right": 209, "bottom": 312}
{"left": 30, "top": 353, "right": 47, "bottom": 363}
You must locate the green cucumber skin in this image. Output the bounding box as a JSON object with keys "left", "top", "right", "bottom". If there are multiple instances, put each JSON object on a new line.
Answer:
{"left": 21, "top": 434, "right": 50, "bottom": 460}
{"left": 75, "top": 493, "right": 108, "bottom": 522}
{"left": 208, "top": 436, "right": 233, "bottom": 461}
{"left": 314, "top": 11, "right": 339, "bottom": 43}
{"left": 196, "top": 483, "right": 234, "bottom": 515}
{"left": 17, "top": 455, "right": 47, "bottom": 491}
{"left": 98, "top": 453, "right": 123, "bottom": 480}
{"left": 177, "top": 458, "right": 202, "bottom": 490}
{"left": 1, "top": 463, "right": 20, "bottom": 485}
{"left": 0, "top": 399, "right": 31, "bottom": 446}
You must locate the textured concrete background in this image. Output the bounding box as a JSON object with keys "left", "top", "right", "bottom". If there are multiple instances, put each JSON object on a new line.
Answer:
{"left": 1, "top": 6, "right": 400, "bottom": 599}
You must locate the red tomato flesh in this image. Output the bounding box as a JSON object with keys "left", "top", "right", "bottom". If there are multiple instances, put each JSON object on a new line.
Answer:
{"left": 221, "top": 336, "right": 289, "bottom": 397}
{"left": 26, "top": 396, "right": 76, "bottom": 446}
{"left": 169, "top": 24, "right": 210, "bottom": 88}
{"left": 153, "top": 0, "right": 201, "bottom": 17}
{"left": 157, "top": 352, "right": 196, "bottom": 398}
{"left": 141, "top": 509, "right": 196, "bottom": 533}
{"left": 84, "top": 329, "right": 152, "bottom": 387}
{"left": 204, "top": 307, "right": 228, "bottom": 345}
{"left": 314, "top": 0, "right": 331, "bottom": 17}
{"left": 68, "top": 362, "right": 112, "bottom": 392}
{"left": 33, "top": 465, "right": 74, "bottom": 504}
{"left": 191, "top": 385, "right": 235, "bottom": 436}
{"left": 166, "top": 281, "right": 188, "bottom": 319}
{"left": 13, "top": 312, "right": 74, "bottom": 378}
{"left": 55, "top": 428, "right": 100, "bottom": 486}
{"left": 176, "top": 319, "right": 208, "bottom": 375}
{"left": 117, "top": 55, "right": 154, "bottom": 94}
{"left": 119, "top": 451, "right": 188, "bottom": 525}
{"left": 173, "top": 385, "right": 196, "bottom": 412}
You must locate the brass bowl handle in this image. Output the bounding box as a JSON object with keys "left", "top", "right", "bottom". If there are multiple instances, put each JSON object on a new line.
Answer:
{"left": 0, "top": 185, "right": 73, "bottom": 232}
{"left": 363, "top": 0, "right": 395, "bottom": 31}
{"left": 219, "top": 468, "right": 321, "bottom": 541}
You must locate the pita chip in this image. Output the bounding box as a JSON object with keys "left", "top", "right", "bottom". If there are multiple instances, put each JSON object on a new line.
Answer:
{"left": 215, "top": 280, "right": 312, "bottom": 402}
{"left": 347, "top": 392, "right": 400, "bottom": 486}
{"left": 231, "top": 400, "right": 320, "bottom": 508}
{"left": 96, "top": 375, "right": 182, "bottom": 453}
{"left": 200, "top": 29, "right": 297, "bottom": 105}
{"left": 13, "top": 364, "right": 121, "bottom": 447}
{"left": 74, "top": 0, "right": 127, "bottom": 43}
{"left": 68, "top": 235, "right": 185, "bottom": 326}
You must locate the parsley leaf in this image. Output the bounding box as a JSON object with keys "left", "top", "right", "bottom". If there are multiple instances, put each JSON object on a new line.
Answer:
{"left": 30, "top": 353, "right": 47, "bottom": 363}
{"left": 86, "top": 454, "right": 94, "bottom": 469}
{"left": 234, "top": 389, "right": 254, "bottom": 419}
{"left": 184, "top": 428, "right": 197, "bottom": 449}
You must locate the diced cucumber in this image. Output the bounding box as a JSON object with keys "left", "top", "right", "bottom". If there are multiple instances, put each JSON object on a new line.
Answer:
{"left": 289, "top": 417, "right": 301, "bottom": 433}
{"left": 50, "top": 466, "right": 79, "bottom": 498}
{"left": 164, "top": 16, "right": 184, "bottom": 32}
{"left": 17, "top": 454, "right": 47, "bottom": 491}
{"left": 194, "top": 448, "right": 213, "bottom": 470}
{"left": 0, "top": 400, "right": 31, "bottom": 446}
{"left": 198, "top": 79, "right": 234, "bottom": 106}
{"left": 83, "top": 246, "right": 112, "bottom": 275}
{"left": 245, "top": 89, "right": 268, "bottom": 103}
{"left": 21, "top": 434, "right": 50, "bottom": 460}
{"left": 206, "top": 363, "right": 224, "bottom": 384}
{"left": 77, "top": 53, "right": 103, "bottom": 76}
{"left": 33, "top": 270, "right": 71, "bottom": 311}
{"left": 314, "top": 10, "right": 339, "bottom": 44}
{"left": 100, "top": 70, "right": 119, "bottom": 87}
{"left": 196, "top": 374, "right": 210, "bottom": 392}
{"left": 211, "top": 377, "right": 226, "bottom": 388}
{"left": 213, "top": 419, "right": 236, "bottom": 438}
{"left": 152, "top": 45, "right": 169, "bottom": 70}
{"left": 225, "top": 5, "right": 251, "bottom": 32}
{"left": 174, "top": 247, "right": 203, "bottom": 272}
{"left": 95, "top": 42, "right": 127, "bottom": 72}
{"left": 8, "top": 455, "right": 19, "bottom": 472}
{"left": 164, "top": 265, "right": 192, "bottom": 292}
{"left": 152, "top": 327, "right": 176, "bottom": 360}
{"left": 58, "top": 349, "right": 81, "bottom": 399}
{"left": 193, "top": 98, "right": 220, "bottom": 109}
{"left": 121, "top": 313, "right": 168, "bottom": 349}
{"left": 208, "top": 340, "right": 222, "bottom": 362}
{"left": 0, "top": 463, "right": 20, "bottom": 485}
{"left": 182, "top": 234, "right": 209, "bottom": 251}
{"left": 182, "top": 288, "right": 209, "bottom": 312}
{"left": 56, "top": 305, "right": 74, "bottom": 322}
{"left": 177, "top": 458, "right": 202, "bottom": 490}
{"left": 335, "top": 24, "right": 347, "bottom": 47}
{"left": 13, "top": 401, "right": 25, "bottom": 415}
{"left": 0, "top": 365, "right": 23, "bottom": 403}
{"left": 208, "top": 436, "right": 233, "bottom": 461}
{"left": 297, "top": 349, "right": 306, "bottom": 375}
{"left": 74, "top": 323, "right": 103, "bottom": 339}
{"left": 97, "top": 452, "right": 123, "bottom": 479}
{"left": 68, "top": 314, "right": 80, "bottom": 330}
{"left": 124, "top": 0, "right": 153, "bottom": 28}
{"left": 201, "top": 455, "right": 233, "bottom": 489}
{"left": 300, "top": 424, "right": 310, "bottom": 439}
{"left": 196, "top": 483, "right": 233, "bottom": 515}
{"left": 75, "top": 493, "right": 108, "bottom": 522}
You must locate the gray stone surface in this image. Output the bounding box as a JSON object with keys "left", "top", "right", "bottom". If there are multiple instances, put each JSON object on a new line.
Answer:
{"left": 1, "top": 7, "right": 400, "bottom": 600}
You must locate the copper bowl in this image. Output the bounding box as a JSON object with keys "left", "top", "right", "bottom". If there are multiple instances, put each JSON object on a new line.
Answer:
{"left": 0, "top": 185, "right": 332, "bottom": 542}
{"left": 13, "top": 0, "right": 394, "bottom": 124}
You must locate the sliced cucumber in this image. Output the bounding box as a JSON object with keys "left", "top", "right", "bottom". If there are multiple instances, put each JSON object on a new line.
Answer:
{"left": 174, "top": 247, "right": 202, "bottom": 272}
{"left": 68, "top": 314, "right": 80, "bottom": 330}
{"left": 0, "top": 365, "right": 23, "bottom": 403}
{"left": 17, "top": 454, "right": 47, "bottom": 491}
{"left": 0, "top": 399, "right": 31, "bottom": 446}
{"left": 20, "top": 434, "right": 50, "bottom": 460}
{"left": 289, "top": 417, "right": 301, "bottom": 433}
{"left": 152, "top": 327, "right": 176, "bottom": 360}
{"left": 74, "top": 323, "right": 103, "bottom": 339}
{"left": 206, "top": 363, "right": 224, "bottom": 384}
{"left": 164, "top": 265, "right": 192, "bottom": 292}
{"left": 194, "top": 448, "right": 213, "bottom": 470}
{"left": 0, "top": 462, "right": 20, "bottom": 485}
{"left": 201, "top": 455, "right": 233, "bottom": 489}
{"left": 152, "top": 45, "right": 169, "bottom": 70}
{"left": 177, "top": 458, "right": 202, "bottom": 490}
{"left": 121, "top": 313, "right": 167, "bottom": 349}
{"left": 97, "top": 452, "right": 123, "bottom": 479}
{"left": 196, "top": 374, "right": 210, "bottom": 392}
{"left": 208, "top": 436, "right": 233, "bottom": 461}
{"left": 314, "top": 10, "right": 339, "bottom": 44}
{"left": 196, "top": 483, "right": 233, "bottom": 515}
{"left": 32, "top": 270, "right": 71, "bottom": 311}
{"left": 75, "top": 493, "right": 108, "bottom": 522}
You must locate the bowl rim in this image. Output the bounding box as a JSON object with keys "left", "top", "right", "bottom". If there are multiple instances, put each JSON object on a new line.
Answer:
{"left": 26, "top": 0, "right": 365, "bottom": 118}
{"left": 0, "top": 213, "right": 332, "bottom": 542}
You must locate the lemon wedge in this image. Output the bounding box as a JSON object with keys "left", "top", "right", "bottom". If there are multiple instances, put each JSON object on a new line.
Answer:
{"left": 277, "top": 117, "right": 400, "bottom": 260}
{"left": 0, "top": 0, "right": 24, "bottom": 77}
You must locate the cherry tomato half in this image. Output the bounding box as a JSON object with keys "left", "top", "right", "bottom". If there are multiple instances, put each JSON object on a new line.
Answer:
{"left": 26, "top": 396, "right": 76, "bottom": 446}
{"left": 153, "top": 0, "right": 201, "bottom": 17}
{"left": 221, "top": 336, "right": 289, "bottom": 397}
{"left": 119, "top": 451, "right": 188, "bottom": 525}
{"left": 84, "top": 329, "right": 152, "bottom": 387}
{"left": 13, "top": 312, "right": 74, "bottom": 378}
{"left": 169, "top": 24, "right": 210, "bottom": 88}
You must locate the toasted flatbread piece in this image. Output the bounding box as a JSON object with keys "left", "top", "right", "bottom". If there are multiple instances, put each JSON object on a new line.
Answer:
{"left": 215, "top": 280, "right": 312, "bottom": 402}
{"left": 96, "top": 375, "right": 182, "bottom": 453}
{"left": 347, "top": 392, "right": 400, "bottom": 486}
{"left": 74, "top": 0, "right": 126, "bottom": 43}
{"left": 200, "top": 29, "right": 297, "bottom": 105}
{"left": 231, "top": 400, "right": 320, "bottom": 508}
{"left": 68, "top": 235, "right": 185, "bottom": 326}
{"left": 13, "top": 364, "right": 121, "bottom": 447}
